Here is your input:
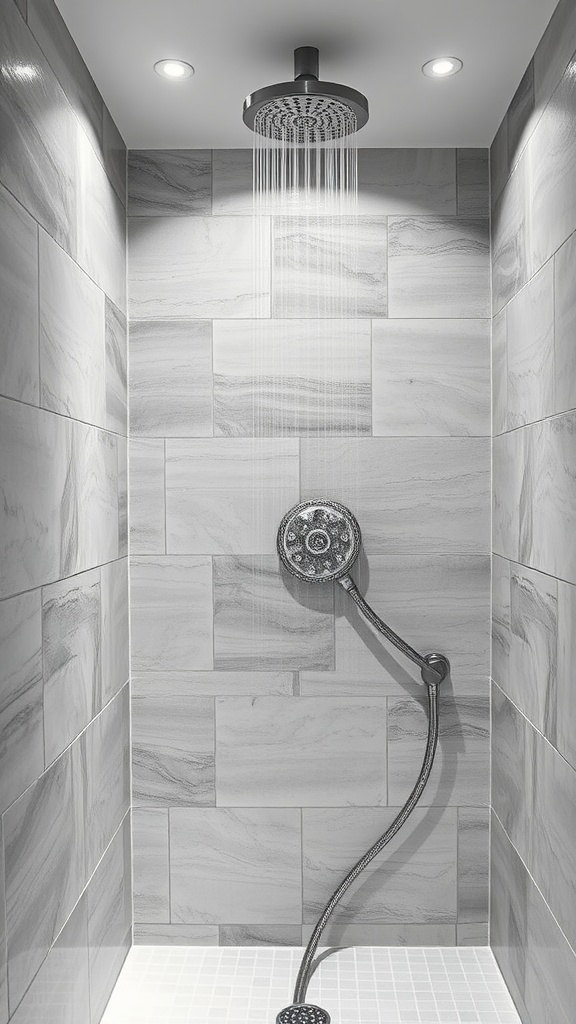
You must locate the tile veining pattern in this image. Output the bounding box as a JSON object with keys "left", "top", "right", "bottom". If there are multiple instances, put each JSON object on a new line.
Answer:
{"left": 490, "top": 0, "right": 576, "bottom": 1021}
{"left": 0, "top": 0, "right": 129, "bottom": 1021}
{"left": 128, "top": 147, "right": 491, "bottom": 944}
{"left": 102, "top": 946, "right": 521, "bottom": 1024}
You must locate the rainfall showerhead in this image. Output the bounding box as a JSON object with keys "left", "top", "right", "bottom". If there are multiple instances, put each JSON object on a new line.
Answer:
{"left": 243, "top": 46, "right": 369, "bottom": 143}
{"left": 276, "top": 1004, "right": 331, "bottom": 1024}
{"left": 277, "top": 498, "right": 361, "bottom": 583}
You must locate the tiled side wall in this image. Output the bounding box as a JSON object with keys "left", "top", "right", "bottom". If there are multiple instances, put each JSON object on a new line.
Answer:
{"left": 490, "top": 0, "right": 576, "bottom": 1020}
{"left": 0, "top": 1, "right": 130, "bottom": 1021}
{"left": 128, "top": 146, "right": 491, "bottom": 945}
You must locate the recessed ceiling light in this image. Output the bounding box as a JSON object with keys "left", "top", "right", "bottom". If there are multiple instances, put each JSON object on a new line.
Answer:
{"left": 154, "top": 59, "right": 195, "bottom": 81}
{"left": 422, "top": 56, "right": 463, "bottom": 78}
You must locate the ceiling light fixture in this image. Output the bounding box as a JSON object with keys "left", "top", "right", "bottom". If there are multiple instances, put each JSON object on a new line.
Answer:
{"left": 154, "top": 59, "right": 195, "bottom": 81}
{"left": 422, "top": 56, "right": 463, "bottom": 78}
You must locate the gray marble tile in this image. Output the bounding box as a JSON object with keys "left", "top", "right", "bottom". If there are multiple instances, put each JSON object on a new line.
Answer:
{"left": 213, "top": 319, "right": 371, "bottom": 436}
{"left": 358, "top": 149, "right": 456, "bottom": 215}
{"left": 388, "top": 217, "right": 490, "bottom": 318}
{"left": 129, "top": 439, "right": 165, "bottom": 555}
{"left": 491, "top": 308, "right": 507, "bottom": 436}
{"left": 532, "top": 726, "right": 576, "bottom": 952}
{"left": 215, "top": 696, "right": 386, "bottom": 806}
{"left": 133, "top": 925, "right": 218, "bottom": 945}
{"left": 491, "top": 684, "right": 534, "bottom": 866}
{"left": 301, "top": 922, "right": 456, "bottom": 947}
{"left": 132, "top": 695, "right": 214, "bottom": 807}
{"left": 132, "top": 809, "right": 169, "bottom": 924}
{"left": 13, "top": 0, "right": 26, "bottom": 17}
{"left": 9, "top": 894, "right": 90, "bottom": 1024}
{"left": 300, "top": 670, "right": 486, "bottom": 699}
{"left": 534, "top": 0, "right": 576, "bottom": 125}
{"left": 4, "top": 742, "right": 86, "bottom": 1009}
{"left": 456, "top": 149, "right": 489, "bottom": 216}
{"left": 456, "top": 923, "right": 489, "bottom": 945}
{"left": 491, "top": 554, "right": 511, "bottom": 690}
{"left": 42, "top": 567, "right": 101, "bottom": 766}
{"left": 334, "top": 554, "right": 490, "bottom": 687}
{"left": 132, "top": 670, "right": 295, "bottom": 697}
{"left": 130, "top": 556, "right": 213, "bottom": 671}
{"left": 490, "top": 813, "right": 529, "bottom": 1022}
{"left": 102, "top": 108, "right": 126, "bottom": 205}
{"left": 170, "top": 808, "right": 302, "bottom": 924}
{"left": 117, "top": 436, "right": 127, "bottom": 559}
{"left": 129, "top": 215, "right": 269, "bottom": 319}
{"left": 84, "top": 685, "right": 130, "bottom": 876}
{"left": 372, "top": 319, "right": 490, "bottom": 437}
{"left": 490, "top": 113, "right": 509, "bottom": 210}
{"left": 0, "top": 820, "right": 7, "bottom": 1024}
{"left": 491, "top": 152, "right": 531, "bottom": 313}
{"left": 0, "top": 590, "right": 43, "bottom": 814}
{"left": 509, "top": 563, "right": 557, "bottom": 737}
{"left": 0, "top": 400, "right": 116, "bottom": 600}
{"left": 272, "top": 216, "right": 387, "bottom": 318}
{"left": 457, "top": 808, "right": 489, "bottom": 924}
{"left": 105, "top": 299, "right": 127, "bottom": 435}
{"left": 87, "top": 816, "right": 131, "bottom": 1024}
{"left": 219, "top": 925, "right": 303, "bottom": 947}
{"left": 524, "top": 869, "right": 576, "bottom": 1024}
{"left": 507, "top": 258, "right": 555, "bottom": 428}
{"left": 166, "top": 439, "right": 299, "bottom": 554}
{"left": 553, "top": 229, "right": 576, "bottom": 417}
{"left": 556, "top": 580, "right": 576, "bottom": 771}
{"left": 0, "top": 0, "right": 78, "bottom": 255}
{"left": 26, "top": 0, "right": 102, "bottom": 154}
{"left": 303, "top": 807, "right": 457, "bottom": 924}
{"left": 128, "top": 150, "right": 211, "bottom": 216}
{"left": 0, "top": 182, "right": 39, "bottom": 405}
{"left": 100, "top": 559, "right": 129, "bottom": 707}
{"left": 129, "top": 319, "right": 212, "bottom": 437}
{"left": 39, "top": 229, "right": 106, "bottom": 426}
{"left": 387, "top": 694, "right": 489, "bottom": 807}
{"left": 76, "top": 129, "right": 126, "bottom": 314}
{"left": 213, "top": 555, "right": 333, "bottom": 671}
{"left": 212, "top": 149, "right": 252, "bottom": 215}
{"left": 507, "top": 62, "right": 535, "bottom": 167}
{"left": 301, "top": 437, "right": 490, "bottom": 556}
{"left": 492, "top": 428, "right": 523, "bottom": 562}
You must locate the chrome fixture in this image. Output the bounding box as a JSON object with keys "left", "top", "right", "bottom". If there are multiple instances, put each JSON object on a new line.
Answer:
{"left": 243, "top": 47, "right": 369, "bottom": 142}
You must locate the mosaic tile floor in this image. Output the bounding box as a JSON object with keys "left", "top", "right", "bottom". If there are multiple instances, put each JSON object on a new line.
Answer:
{"left": 101, "top": 946, "right": 522, "bottom": 1024}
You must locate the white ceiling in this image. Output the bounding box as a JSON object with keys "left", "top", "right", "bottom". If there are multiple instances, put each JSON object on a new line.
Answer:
{"left": 55, "top": 0, "right": 559, "bottom": 149}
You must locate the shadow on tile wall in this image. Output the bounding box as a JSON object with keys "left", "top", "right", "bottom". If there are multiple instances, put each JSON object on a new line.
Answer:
{"left": 0, "top": 0, "right": 130, "bottom": 1021}
{"left": 491, "top": 0, "right": 576, "bottom": 1020}
{"left": 128, "top": 141, "right": 492, "bottom": 947}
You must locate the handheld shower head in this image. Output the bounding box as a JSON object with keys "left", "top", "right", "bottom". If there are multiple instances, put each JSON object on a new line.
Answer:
{"left": 277, "top": 499, "right": 361, "bottom": 584}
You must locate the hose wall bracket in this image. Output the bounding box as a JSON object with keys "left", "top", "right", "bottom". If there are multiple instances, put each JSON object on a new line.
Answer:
{"left": 420, "top": 653, "right": 450, "bottom": 687}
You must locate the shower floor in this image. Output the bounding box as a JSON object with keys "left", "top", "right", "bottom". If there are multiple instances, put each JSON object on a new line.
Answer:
{"left": 101, "top": 945, "right": 521, "bottom": 1024}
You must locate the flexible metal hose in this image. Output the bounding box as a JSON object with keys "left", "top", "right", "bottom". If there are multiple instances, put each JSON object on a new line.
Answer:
{"left": 339, "top": 576, "right": 431, "bottom": 674}
{"left": 293, "top": 680, "right": 440, "bottom": 1005}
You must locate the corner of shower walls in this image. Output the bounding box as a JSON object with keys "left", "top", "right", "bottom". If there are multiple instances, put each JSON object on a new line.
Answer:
{"left": 127, "top": 143, "right": 492, "bottom": 949}
{"left": 0, "top": 0, "right": 130, "bottom": 1022}
{"left": 490, "top": 0, "right": 576, "bottom": 1020}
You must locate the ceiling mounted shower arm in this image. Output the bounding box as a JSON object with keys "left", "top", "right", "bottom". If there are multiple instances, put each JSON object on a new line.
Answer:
{"left": 338, "top": 575, "right": 449, "bottom": 686}
{"left": 294, "top": 46, "right": 319, "bottom": 81}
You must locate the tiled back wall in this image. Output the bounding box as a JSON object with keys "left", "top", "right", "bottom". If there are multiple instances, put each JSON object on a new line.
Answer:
{"left": 0, "top": 0, "right": 130, "bottom": 1021}
{"left": 490, "top": 0, "right": 576, "bottom": 1020}
{"left": 128, "top": 146, "right": 492, "bottom": 946}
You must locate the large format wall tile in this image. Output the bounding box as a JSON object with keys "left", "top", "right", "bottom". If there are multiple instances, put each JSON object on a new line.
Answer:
{"left": 491, "top": 309, "right": 507, "bottom": 436}
{"left": 170, "top": 808, "right": 302, "bottom": 924}
{"left": 491, "top": 554, "right": 510, "bottom": 689}
{"left": 0, "top": 182, "right": 39, "bottom": 405}
{"left": 213, "top": 319, "right": 371, "bottom": 436}
{"left": 130, "top": 556, "right": 213, "bottom": 671}
{"left": 42, "top": 567, "right": 101, "bottom": 766}
{"left": 84, "top": 685, "right": 130, "bottom": 876}
{"left": 272, "top": 217, "right": 387, "bottom": 318}
{"left": 506, "top": 259, "right": 554, "bottom": 429}
{"left": 534, "top": 0, "right": 576, "bottom": 117}
{"left": 166, "top": 438, "right": 299, "bottom": 554}
{"left": 509, "top": 563, "right": 557, "bottom": 736}
{"left": 76, "top": 129, "right": 126, "bottom": 313}
{"left": 212, "top": 150, "right": 252, "bottom": 215}
{"left": 457, "top": 808, "right": 489, "bottom": 924}
{"left": 490, "top": 813, "right": 529, "bottom": 1022}
{"left": 215, "top": 696, "right": 387, "bottom": 806}
{"left": 132, "top": 809, "right": 169, "bottom": 923}
{"left": 100, "top": 558, "right": 129, "bottom": 706}
{"left": 357, "top": 148, "right": 456, "bottom": 215}
{"left": 213, "top": 555, "right": 333, "bottom": 671}
{"left": 456, "top": 149, "right": 489, "bottom": 217}
{"left": 133, "top": 925, "right": 218, "bottom": 946}
{"left": 491, "top": 154, "right": 531, "bottom": 313}
{"left": 556, "top": 579, "right": 576, "bottom": 771}
{"left": 128, "top": 151, "right": 211, "bottom": 217}
{"left": 129, "top": 438, "right": 165, "bottom": 555}
{"left": 372, "top": 319, "right": 490, "bottom": 437}
{"left": 132, "top": 696, "right": 215, "bottom": 806}
{"left": 129, "top": 319, "right": 212, "bottom": 437}
{"left": 554, "top": 229, "right": 576, "bottom": 417}
{"left": 0, "top": 822, "right": 6, "bottom": 1024}
{"left": 104, "top": 299, "right": 127, "bottom": 435}
{"left": 132, "top": 670, "right": 295, "bottom": 698}
{"left": 303, "top": 806, "right": 457, "bottom": 923}
{"left": 0, "top": 590, "right": 43, "bottom": 815}
{"left": 301, "top": 437, "right": 490, "bottom": 555}
{"left": 491, "top": 685, "right": 534, "bottom": 867}
{"left": 4, "top": 743, "right": 86, "bottom": 1009}
{"left": 388, "top": 217, "right": 490, "bottom": 318}
{"left": 301, "top": 922, "right": 457, "bottom": 947}
{"left": 129, "top": 215, "right": 270, "bottom": 319}
{"left": 87, "top": 816, "right": 131, "bottom": 1024}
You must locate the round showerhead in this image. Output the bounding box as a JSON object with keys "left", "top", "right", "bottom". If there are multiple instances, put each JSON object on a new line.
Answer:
{"left": 276, "top": 1004, "right": 331, "bottom": 1024}
{"left": 277, "top": 499, "right": 361, "bottom": 583}
{"left": 243, "top": 47, "right": 369, "bottom": 142}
